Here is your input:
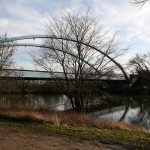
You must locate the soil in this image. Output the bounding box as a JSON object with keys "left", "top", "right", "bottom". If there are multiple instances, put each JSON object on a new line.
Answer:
{"left": 0, "top": 126, "right": 128, "bottom": 150}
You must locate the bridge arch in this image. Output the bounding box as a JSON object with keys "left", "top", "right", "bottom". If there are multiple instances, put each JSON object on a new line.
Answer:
{"left": 7, "top": 35, "right": 129, "bottom": 82}
{"left": 12, "top": 43, "right": 102, "bottom": 75}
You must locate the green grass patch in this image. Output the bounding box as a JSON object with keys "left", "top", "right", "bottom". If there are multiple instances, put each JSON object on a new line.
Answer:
{"left": 0, "top": 115, "right": 150, "bottom": 150}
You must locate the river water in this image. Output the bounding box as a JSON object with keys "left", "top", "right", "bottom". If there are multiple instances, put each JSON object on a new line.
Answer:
{"left": 0, "top": 94, "right": 150, "bottom": 132}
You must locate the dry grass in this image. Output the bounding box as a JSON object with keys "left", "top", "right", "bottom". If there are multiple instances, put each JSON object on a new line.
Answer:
{"left": 0, "top": 105, "right": 143, "bottom": 131}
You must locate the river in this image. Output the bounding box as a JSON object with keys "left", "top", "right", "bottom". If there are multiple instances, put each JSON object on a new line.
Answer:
{"left": 0, "top": 93, "right": 150, "bottom": 132}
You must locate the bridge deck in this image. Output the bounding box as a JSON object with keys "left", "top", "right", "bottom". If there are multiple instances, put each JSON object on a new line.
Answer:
{"left": 0, "top": 69, "right": 126, "bottom": 81}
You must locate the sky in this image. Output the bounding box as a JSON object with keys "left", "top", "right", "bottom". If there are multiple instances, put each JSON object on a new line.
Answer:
{"left": 0, "top": 0, "right": 150, "bottom": 70}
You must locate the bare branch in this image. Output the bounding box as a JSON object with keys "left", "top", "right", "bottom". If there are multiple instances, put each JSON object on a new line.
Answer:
{"left": 130, "top": 0, "right": 149, "bottom": 7}
{"left": 32, "top": 9, "right": 127, "bottom": 112}
{"left": 0, "top": 33, "right": 16, "bottom": 71}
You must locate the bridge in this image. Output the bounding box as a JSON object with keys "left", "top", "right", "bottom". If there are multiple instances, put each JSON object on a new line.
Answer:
{"left": 4, "top": 35, "right": 130, "bottom": 83}
{"left": 0, "top": 69, "right": 127, "bottom": 81}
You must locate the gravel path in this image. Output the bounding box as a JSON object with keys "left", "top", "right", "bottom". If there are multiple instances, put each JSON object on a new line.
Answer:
{"left": 0, "top": 126, "right": 128, "bottom": 150}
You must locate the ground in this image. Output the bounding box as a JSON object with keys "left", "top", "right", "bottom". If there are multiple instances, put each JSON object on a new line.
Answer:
{"left": 0, "top": 126, "right": 128, "bottom": 150}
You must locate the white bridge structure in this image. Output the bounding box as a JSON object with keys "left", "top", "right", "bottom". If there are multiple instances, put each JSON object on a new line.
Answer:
{"left": 1, "top": 69, "right": 126, "bottom": 81}
{"left": 5, "top": 35, "right": 130, "bottom": 82}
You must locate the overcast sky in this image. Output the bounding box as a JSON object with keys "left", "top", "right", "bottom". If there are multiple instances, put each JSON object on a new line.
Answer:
{"left": 0, "top": 0, "right": 150, "bottom": 70}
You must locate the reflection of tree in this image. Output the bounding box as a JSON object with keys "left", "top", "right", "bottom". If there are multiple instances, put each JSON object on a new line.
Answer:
{"left": 0, "top": 94, "right": 71, "bottom": 110}
{"left": 128, "top": 102, "right": 150, "bottom": 131}
{"left": 118, "top": 96, "right": 150, "bottom": 131}
{"left": 37, "top": 94, "right": 71, "bottom": 110}
{"left": 119, "top": 101, "right": 130, "bottom": 121}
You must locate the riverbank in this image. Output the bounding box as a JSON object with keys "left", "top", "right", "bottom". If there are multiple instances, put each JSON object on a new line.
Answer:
{"left": 0, "top": 118, "right": 150, "bottom": 150}
{"left": 0, "top": 107, "right": 150, "bottom": 149}
{"left": 0, "top": 125, "right": 126, "bottom": 150}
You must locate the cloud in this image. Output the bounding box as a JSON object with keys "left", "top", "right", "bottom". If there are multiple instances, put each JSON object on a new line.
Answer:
{"left": 1, "top": 0, "right": 150, "bottom": 70}
{"left": 0, "top": 0, "right": 53, "bottom": 36}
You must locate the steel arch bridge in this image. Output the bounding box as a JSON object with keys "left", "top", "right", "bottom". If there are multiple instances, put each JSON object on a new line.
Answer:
{"left": 6, "top": 35, "right": 129, "bottom": 82}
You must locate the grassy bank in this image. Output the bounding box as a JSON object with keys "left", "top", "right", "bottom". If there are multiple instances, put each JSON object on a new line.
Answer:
{"left": 0, "top": 106, "right": 150, "bottom": 149}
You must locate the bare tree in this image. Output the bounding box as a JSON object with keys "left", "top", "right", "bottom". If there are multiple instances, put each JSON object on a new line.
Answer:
{"left": 0, "top": 33, "right": 16, "bottom": 93}
{"left": 130, "top": 0, "right": 149, "bottom": 6}
{"left": 32, "top": 10, "right": 127, "bottom": 112}
{"left": 129, "top": 53, "right": 150, "bottom": 73}
{"left": 0, "top": 33, "right": 15, "bottom": 71}
{"left": 129, "top": 52, "right": 150, "bottom": 87}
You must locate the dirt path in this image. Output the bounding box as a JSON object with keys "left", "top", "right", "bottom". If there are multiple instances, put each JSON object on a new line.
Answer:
{"left": 0, "top": 126, "right": 127, "bottom": 150}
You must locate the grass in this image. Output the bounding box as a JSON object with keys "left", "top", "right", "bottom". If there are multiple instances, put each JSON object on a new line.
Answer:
{"left": 0, "top": 105, "right": 143, "bottom": 131}
{"left": 0, "top": 106, "right": 150, "bottom": 149}
{"left": 0, "top": 118, "right": 150, "bottom": 150}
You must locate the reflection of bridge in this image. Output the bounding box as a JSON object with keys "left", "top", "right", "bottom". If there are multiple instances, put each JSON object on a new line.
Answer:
{"left": 0, "top": 69, "right": 127, "bottom": 81}
{"left": 6, "top": 35, "right": 130, "bottom": 82}
{"left": 90, "top": 105, "right": 126, "bottom": 117}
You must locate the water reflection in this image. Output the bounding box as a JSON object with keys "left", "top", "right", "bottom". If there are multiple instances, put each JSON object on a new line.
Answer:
{"left": 0, "top": 94, "right": 71, "bottom": 111}
{"left": 128, "top": 101, "right": 150, "bottom": 131}
{"left": 93, "top": 96, "right": 150, "bottom": 132}
{"left": 0, "top": 94, "right": 150, "bottom": 131}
